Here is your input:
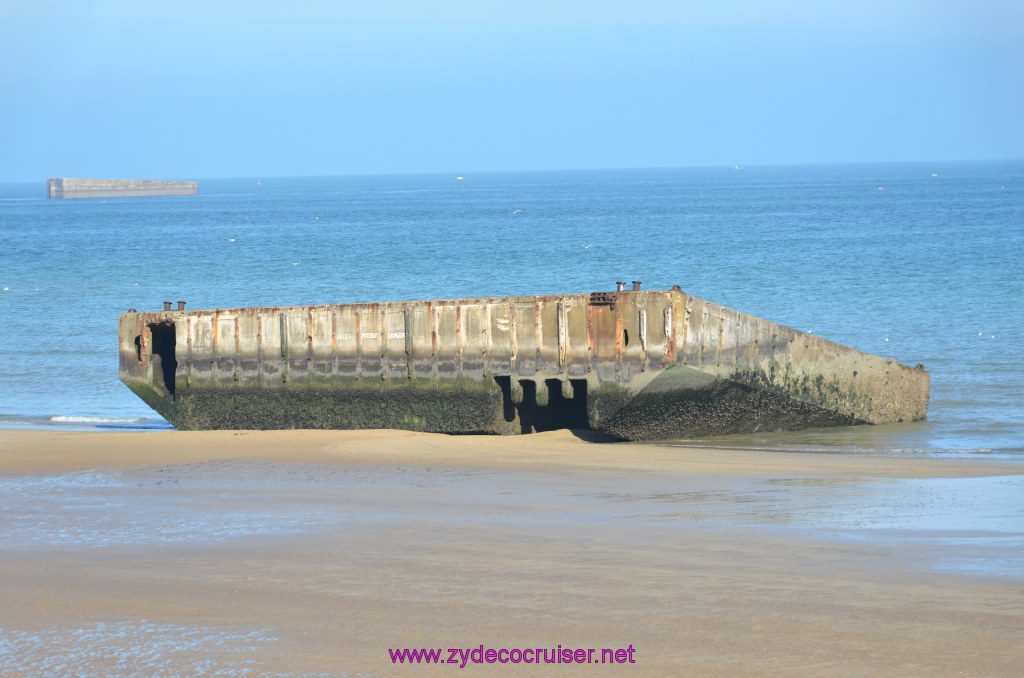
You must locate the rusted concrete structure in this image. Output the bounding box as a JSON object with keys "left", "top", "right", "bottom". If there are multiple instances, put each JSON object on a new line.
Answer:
{"left": 47, "top": 178, "right": 197, "bottom": 199}
{"left": 118, "top": 286, "right": 930, "bottom": 440}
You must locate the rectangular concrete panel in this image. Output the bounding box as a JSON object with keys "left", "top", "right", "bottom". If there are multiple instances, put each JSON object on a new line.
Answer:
{"left": 47, "top": 178, "right": 197, "bottom": 199}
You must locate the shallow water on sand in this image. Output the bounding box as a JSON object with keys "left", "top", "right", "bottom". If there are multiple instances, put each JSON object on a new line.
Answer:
{"left": 0, "top": 623, "right": 307, "bottom": 678}
{"left": 2, "top": 460, "right": 1020, "bottom": 576}
{"left": 2, "top": 456, "right": 1021, "bottom": 677}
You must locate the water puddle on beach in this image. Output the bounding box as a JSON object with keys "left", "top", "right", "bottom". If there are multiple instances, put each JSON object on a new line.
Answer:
{"left": 596, "top": 474, "right": 1024, "bottom": 577}
{"left": 0, "top": 463, "right": 405, "bottom": 548}
{"left": 0, "top": 460, "right": 1021, "bottom": 578}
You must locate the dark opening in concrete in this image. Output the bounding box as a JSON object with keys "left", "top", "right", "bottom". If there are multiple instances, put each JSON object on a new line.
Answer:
{"left": 508, "top": 378, "right": 589, "bottom": 434}
{"left": 545, "top": 378, "right": 589, "bottom": 431}
{"left": 148, "top": 322, "right": 177, "bottom": 396}
{"left": 517, "top": 379, "right": 538, "bottom": 433}
{"left": 494, "top": 376, "right": 517, "bottom": 423}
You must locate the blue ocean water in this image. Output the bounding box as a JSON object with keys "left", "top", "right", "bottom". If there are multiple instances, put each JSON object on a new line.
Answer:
{"left": 1, "top": 163, "right": 1021, "bottom": 456}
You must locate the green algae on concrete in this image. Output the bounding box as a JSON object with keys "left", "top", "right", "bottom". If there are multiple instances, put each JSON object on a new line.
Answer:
{"left": 168, "top": 386, "right": 507, "bottom": 432}
{"left": 593, "top": 378, "right": 863, "bottom": 442}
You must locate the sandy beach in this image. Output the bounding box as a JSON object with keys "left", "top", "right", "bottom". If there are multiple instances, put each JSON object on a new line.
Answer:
{"left": 1, "top": 428, "right": 1022, "bottom": 677}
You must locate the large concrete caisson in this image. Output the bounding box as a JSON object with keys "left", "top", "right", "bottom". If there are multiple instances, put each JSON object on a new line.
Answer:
{"left": 118, "top": 287, "right": 930, "bottom": 440}
{"left": 47, "top": 178, "right": 197, "bottom": 199}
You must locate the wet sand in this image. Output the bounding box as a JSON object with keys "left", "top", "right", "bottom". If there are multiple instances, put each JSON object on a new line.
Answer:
{"left": 1, "top": 428, "right": 1022, "bottom": 676}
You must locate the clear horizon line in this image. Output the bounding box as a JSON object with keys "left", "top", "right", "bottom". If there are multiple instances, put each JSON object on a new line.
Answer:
{"left": 4, "top": 157, "right": 1023, "bottom": 185}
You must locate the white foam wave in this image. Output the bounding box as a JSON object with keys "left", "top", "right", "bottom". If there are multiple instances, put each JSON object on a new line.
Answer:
{"left": 49, "top": 415, "right": 146, "bottom": 424}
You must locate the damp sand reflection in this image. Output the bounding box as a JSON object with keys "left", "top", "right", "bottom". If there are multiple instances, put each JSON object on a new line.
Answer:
{"left": 2, "top": 459, "right": 1021, "bottom": 576}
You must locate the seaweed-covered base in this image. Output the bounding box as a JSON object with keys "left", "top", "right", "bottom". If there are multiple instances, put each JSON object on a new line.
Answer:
{"left": 126, "top": 373, "right": 871, "bottom": 440}
{"left": 128, "top": 381, "right": 512, "bottom": 433}
{"left": 591, "top": 379, "right": 865, "bottom": 442}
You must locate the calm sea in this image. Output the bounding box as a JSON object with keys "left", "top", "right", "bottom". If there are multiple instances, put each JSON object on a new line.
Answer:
{"left": 1, "top": 163, "right": 1021, "bottom": 457}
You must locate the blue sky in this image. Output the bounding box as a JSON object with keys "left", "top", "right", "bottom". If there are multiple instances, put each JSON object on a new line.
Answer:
{"left": 1, "top": 0, "right": 1021, "bottom": 181}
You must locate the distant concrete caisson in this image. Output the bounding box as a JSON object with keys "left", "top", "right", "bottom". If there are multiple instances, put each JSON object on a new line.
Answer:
{"left": 118, "top": 285, "right": 930, "bottom": 440}
{"left": 47, "top": 178, "right": 197, "bottom": 199}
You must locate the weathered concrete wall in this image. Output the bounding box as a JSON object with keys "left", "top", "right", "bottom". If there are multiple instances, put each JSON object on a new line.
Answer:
{"left": 47, "top": 178, "right": 197, "bottom": 199}
{"left": 119, "top": 289, "right": 930, "bottom": 439}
